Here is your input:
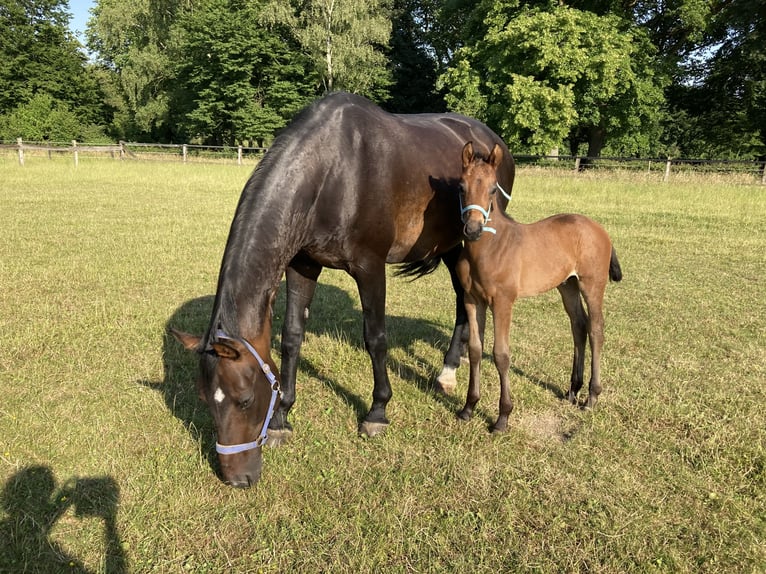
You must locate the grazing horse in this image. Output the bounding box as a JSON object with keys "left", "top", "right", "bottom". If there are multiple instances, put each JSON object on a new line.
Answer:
{"left": 170, "top": 93, "right": 515, "bottom": 487}
{"left": 455, "top": 142, "right": 622, "bottom": 432}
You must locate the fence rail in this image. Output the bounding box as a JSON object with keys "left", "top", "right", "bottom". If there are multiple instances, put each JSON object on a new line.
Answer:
{"left": 2, "top": 138, "right": 765, "bottom": 184}
{"left": 0, "top": 138, "right": 267, "bottom": 167}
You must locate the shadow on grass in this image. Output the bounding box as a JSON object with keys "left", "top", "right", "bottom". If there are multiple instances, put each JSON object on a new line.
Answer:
{"left": 145, "top": 279, "right": 567, "bottom": 458}
{"left": 0, "top": 466, "right": 126, "bottom": 573}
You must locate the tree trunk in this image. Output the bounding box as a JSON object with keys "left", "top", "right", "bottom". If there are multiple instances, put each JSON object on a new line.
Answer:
{"left": 580, "top": 125, "right": 605, "bottom": 170}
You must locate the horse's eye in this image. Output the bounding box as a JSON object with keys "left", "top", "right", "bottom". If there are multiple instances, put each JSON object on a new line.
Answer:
{"left": 490, "top": 185, "right": 498, "bottom": 195}
{"left": 238, "top": 395, "right": 254, "bottom": 410}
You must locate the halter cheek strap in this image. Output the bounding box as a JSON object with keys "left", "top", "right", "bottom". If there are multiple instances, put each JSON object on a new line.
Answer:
{"left": 213, "top": 330, "right": 281, "bottom": 455}
{"left": 459, "top": 182, "right": 512, "bottom": 236}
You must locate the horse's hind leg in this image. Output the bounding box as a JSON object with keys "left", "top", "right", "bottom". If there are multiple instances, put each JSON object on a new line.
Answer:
{"left": 435, "top": 245, "right": 468, "bottom": 394}
{"left": 580, "top": 279, "right": 607, "bottom": 409}
{"left": 269, "top": 260, "right": 322, "bottom": 446}
{"left": 558, "top": 278, "right": 587, "bottom": 405}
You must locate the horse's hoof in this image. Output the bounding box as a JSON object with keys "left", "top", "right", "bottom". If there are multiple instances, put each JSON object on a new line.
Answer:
{"left": 266, "top": 428, "right": 293, "bottom": 447}
{"left": 456, "top": 409, "right": 472, "bottom": 421}
{"left": 358, "top": 421, "right": 388, "bottom": 438}
{"left": 567, "top": 391, "right": 578, "bottom": 405}
{"left": 434, "top": 366, "right": 457, "bottom": 395}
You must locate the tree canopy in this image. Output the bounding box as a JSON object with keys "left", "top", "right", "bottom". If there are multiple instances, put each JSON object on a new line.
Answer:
{"left": 1, "top": 0, "right": 763, "bottom": 158}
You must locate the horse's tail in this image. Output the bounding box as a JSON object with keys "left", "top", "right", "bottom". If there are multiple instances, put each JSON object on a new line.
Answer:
{"left": 393, "top": 256, "right": 441, "bottom": 280}
{"left": 609, "top": 247, "right": 623, "bottom": 282}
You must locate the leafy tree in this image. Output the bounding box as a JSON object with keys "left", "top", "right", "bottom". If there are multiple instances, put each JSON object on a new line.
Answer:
{"left": 0, "top": 0, "right": 105, "bottom": 131}
{"left": 170, "top": 0, "right": 315, "bottom": 146}
{"left": 264, "top": 0, "right": 393, "bottom": 100}
{"left": 439, "top": 3, "right": 667, "bottom": 157}
{"left": 386, "top": 0, "right": 445, "bottom": 112}
{"left": 0, "top": 93, "right": 81, "bottom": 141}
{"left": 694, "top": 0, "right": 766, "bottom": 157}
{"left": 87, "top": 0, "right": 177, "bottom": 140}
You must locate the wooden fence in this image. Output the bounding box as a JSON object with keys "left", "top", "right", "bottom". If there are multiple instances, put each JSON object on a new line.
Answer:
{"left": 2, "top": 138, "right": 765, "bottom": 184}
{"left": 0, "top": 138, "right": 267, "bottom": 167}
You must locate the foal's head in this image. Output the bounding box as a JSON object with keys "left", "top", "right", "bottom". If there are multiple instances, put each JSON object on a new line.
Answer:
{"left": 460, "top": 141, "right": 503, "bottom": 241}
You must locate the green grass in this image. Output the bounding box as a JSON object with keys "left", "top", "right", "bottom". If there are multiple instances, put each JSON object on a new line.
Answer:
{"left": 1, "top": 157, "right": 764, "bottom": 573}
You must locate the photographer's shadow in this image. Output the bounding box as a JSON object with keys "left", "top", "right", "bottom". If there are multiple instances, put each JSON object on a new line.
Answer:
{"left": 0, "top": 466, "right": 126, "bottom": 573}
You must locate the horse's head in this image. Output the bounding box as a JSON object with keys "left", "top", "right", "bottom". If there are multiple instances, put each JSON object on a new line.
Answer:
{"left": 170, "top": 328, "right": 280, "bottom": 488}
{"left": 460, "top": 141, "right": 504, "bottom": 242}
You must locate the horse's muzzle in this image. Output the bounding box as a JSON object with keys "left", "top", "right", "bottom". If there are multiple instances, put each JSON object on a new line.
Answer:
{"left": 463, "top": 220, "right": 484, "bottom": 242}
{"left": 218, "top": 451, "right": 263, "bottom": 488}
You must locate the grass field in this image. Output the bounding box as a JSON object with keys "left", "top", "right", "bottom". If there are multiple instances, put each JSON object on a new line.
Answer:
{"left": 0, "top": 157, "right": 764, "bottom": 573}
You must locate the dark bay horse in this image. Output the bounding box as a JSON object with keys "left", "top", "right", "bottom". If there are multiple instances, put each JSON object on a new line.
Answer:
{"left": 171, "top": 93, "right": 515, "bottom": 487}
{"left": 456, "top": 142, "right": 621, "bottom": 432}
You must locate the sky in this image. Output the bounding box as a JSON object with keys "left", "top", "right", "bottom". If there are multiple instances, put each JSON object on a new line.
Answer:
{"left": 67, "top": 0, "right": 95, "bottom": 41}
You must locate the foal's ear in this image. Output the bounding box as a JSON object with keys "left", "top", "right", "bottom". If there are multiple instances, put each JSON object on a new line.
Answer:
{"left": 488, "top": 143, "right": 503, "bottom": 169}
{"left": 462, "top": 141, "right": 474, "bottom": 169}
{"left": 169, "top": 328, "right": 203, "bottom": 352}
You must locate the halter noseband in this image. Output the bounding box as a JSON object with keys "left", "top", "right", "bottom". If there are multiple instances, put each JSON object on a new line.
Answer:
{"left": 213, "top": 330, "right": 281, "bottom": 455}
{"left": 459, "top": 181, "right": 512, "bottom": 235}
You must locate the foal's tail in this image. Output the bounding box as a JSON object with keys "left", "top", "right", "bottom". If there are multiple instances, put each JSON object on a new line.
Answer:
{"left": 609, "top": 247, "right": 623, "bottom": 282}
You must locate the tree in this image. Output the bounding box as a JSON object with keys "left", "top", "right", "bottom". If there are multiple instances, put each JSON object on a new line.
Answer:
{"left": 0, "top": 93, "right": 80, "bottom": 141}
{"left": 439, "top": 3, "right": 667, "bottom": 157}
{"left": 385, "top": 0, "right": 445, "bottom": 112}
{"left": 0, "top": 0, "right": 105, "bottom": 133}
{"left": 170, "top": 0, "right": 315, "bottom": 146}
{"left": 264, "top": 0, "right": 393, "bottom": 100}
{"left": 87, "top": 0, "right": 178, "bottom": 140}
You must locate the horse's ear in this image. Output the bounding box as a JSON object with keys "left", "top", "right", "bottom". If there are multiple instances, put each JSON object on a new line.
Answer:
{"left": 462, "top": 141, "right": 474, "bottom": 169}
{"left": 210, "top": 340, "right": 241, "bottom": 361}
{"left": 169, "top": 328, "right": 203, "bottom": 353}
{"left": 488, "top": 143, "right": 502, "bottom": 169}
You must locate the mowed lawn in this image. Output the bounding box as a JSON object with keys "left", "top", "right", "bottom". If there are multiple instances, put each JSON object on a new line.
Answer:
{"left": 0, "top": 157, "right": 764, "bottom": 573}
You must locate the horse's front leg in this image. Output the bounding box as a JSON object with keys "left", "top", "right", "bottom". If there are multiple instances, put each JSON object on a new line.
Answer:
{"left": 435, "top": 245, "right": 468, "bottom": 394}
{"left": 268, "top": 261, "right": 322, "bottom": 446}
{"left": 458, "top": 295, "right": 486, "bottom": 421}
{"left": 354, "top": 260, "right": 392, "bottom": 438}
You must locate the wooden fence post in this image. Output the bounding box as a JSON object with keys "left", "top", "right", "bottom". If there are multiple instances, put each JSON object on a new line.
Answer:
{"left": 574, "top": 157, "right": 580, "bottom": 172}
{"left": 761, "top": 162, "right": 766, "bottom": 185}
{"left": 72, "top": 140, "right": 79, "bottom": 167}
{"left": 237, "top": 145, "right": 243, "bottom": 166}
{"left": 182, "top": 144, "right": 188, "bottom": 163}
{"left": 17, "top": 138, "right": 24, "bottom": 166}
{"left": 664, "top": 158, "right": 671, "bottom": 182}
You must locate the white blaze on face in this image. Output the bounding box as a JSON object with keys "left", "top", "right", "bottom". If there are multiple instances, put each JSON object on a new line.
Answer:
{"left": 213, "top": 386, "right": 226, "bottom": 404}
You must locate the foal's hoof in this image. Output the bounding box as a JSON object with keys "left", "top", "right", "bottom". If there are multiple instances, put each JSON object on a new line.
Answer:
{"left": 434, "top": 366, "right": 457, "bottom": 395}
{"left": 266, "top": 428, "right": 293, "bottom": 447}
{"left": 567, "top": 390, "right": 579, "bottom": 405}
{"left": 358, "top": 420, "right": 388, "bottom": 438}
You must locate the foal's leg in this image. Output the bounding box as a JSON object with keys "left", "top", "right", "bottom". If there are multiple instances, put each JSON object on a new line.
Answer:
{"left": 580, "top": 279, "right": 608, "bottom": 408}
{"left": 457, "top": 295, "right": 486, "bottom": 421}
{"left": 490, "top": 299, "right": 515, "bottom": 433}
{"left": 558, "top": 278, "right": 588, "bottom": 405}
{"left": 435, "top": 245, "right": 468, "bottom": 394}
{"left": 354, "top": 258, "right": 393, "bottom": 437}
{"left": 269, "top": 261, "right": 322, "bottom": 446}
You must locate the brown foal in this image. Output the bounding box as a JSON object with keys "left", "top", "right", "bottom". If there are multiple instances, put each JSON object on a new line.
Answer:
{"left": 456, "top": 142, "right": 622, "bottom": 432}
